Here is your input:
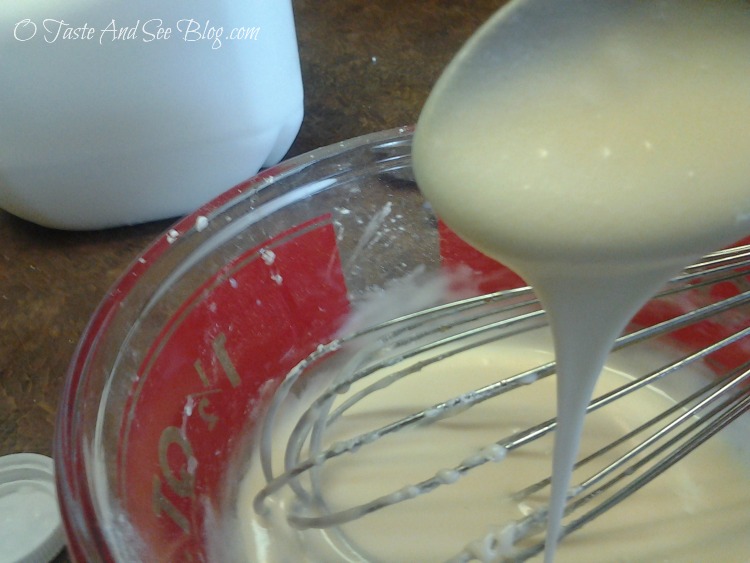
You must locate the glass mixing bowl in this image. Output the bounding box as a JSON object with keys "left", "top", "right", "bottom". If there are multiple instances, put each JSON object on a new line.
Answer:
{"left": 54, "top": 127, "right": 750, "bottom": 561}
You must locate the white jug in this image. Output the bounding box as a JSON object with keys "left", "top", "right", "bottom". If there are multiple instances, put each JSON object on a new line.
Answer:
{"left": 0, "top": 1, "right": 303, "bottom": 229}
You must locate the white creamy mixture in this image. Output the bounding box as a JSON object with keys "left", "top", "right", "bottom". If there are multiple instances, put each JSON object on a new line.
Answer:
{"left": 412, "top": 0, "right": 750, "bottom": 560}
{"left": 231, "top": 1, "right": 750, "bottom": 561}
{"left": 230, "top": 329, "right": 750, "bottom": 562}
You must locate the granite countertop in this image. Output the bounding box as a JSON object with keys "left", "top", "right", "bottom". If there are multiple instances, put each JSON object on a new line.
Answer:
{"left": 0, "top": 0, "right": 502, "bottom": 559}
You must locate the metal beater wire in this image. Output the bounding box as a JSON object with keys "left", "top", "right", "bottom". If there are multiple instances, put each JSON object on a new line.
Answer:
{"left": 253, "top": 244, "right": 750, "bottom": 558}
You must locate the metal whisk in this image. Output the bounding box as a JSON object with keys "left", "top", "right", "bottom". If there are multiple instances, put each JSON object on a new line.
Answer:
{"left": 251, "top": 244, "right": 750, "bottom": 561}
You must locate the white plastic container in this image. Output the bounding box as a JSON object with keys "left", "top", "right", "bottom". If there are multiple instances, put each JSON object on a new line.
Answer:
{"left": 0, "top": 1, "right": 303, "bottom": 229}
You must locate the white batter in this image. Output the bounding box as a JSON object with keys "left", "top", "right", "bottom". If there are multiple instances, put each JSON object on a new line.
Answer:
{"left": 231, "top": 1, "right": 750, "bottom": 561}
{"left": 229, "top": 328, "right": 750, "bottom": 562}
{"left": 412, "top": 0, "right": 750, "bottom": 560}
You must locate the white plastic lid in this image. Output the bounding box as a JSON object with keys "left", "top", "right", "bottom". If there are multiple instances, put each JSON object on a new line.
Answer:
{"left": 0, "top": 453, "right": 65, "bottom": 563}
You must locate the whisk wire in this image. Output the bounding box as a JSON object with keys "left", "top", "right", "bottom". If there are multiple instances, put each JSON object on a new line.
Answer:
{"left": 253, "top": 244, "right": 750, "bottom": 559}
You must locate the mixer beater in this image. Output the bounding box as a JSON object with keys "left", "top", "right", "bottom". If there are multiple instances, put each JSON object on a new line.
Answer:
{"left": 250, "top": 244, "right": 750, "bottom": 561}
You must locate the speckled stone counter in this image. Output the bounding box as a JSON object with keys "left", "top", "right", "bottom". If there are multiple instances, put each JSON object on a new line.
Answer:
{"left": 0, "top": 1, "right": 503, "bottom": 559}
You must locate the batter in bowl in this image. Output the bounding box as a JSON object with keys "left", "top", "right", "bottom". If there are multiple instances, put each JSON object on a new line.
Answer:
{"left": 229, "top": 1, "right": 750, "bottom": 560}
{"left": 413, "top": 0, "right": 750, "bottom": 559}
